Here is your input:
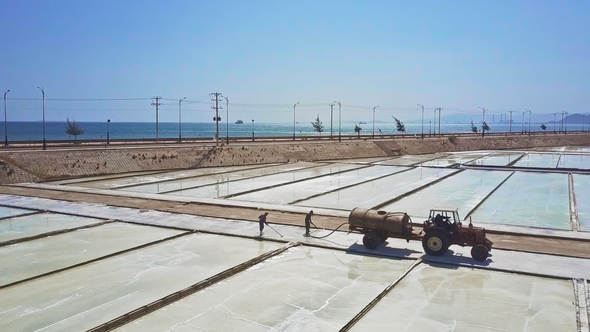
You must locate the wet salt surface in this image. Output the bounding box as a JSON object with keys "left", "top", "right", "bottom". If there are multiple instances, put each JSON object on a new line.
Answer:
{"left": 118, "top": 246, "right": 414, "bottom": 332}
{"left": 231, "top": 165, "right": 408, "bottom": 205}
{"left": 0, "top": 212, "right": 105, "bottom": 243}
{"left": 170, "top": 163, "right": 361, "bottom": 199}
{"left": 381, "top": 169, "right": 511, "bottom": 219}
{"left": 0, "top": 222, "right": 181, "bottom": 286}
{"left": 0, "top": 234, "right": 282, "bottom": 332}
{"left": 471, "top": 172, "right": 571, "bottom": 229}
{"left": 375, "top": 153, "right": 443, "bottom": 166}
{"left": 0, "top": 206, "right": 34, "bottom": 219}
{"left": 574, "top": 174, "right": 590, "bottom": 231}
{"left": 557, "top": 154, "right": 590, "bottom": 169}
{"left": 118, "top": 162, "right": 318, "bottom": 194}
{"left": 468, "top": 153, "right": 524, "bottom": 166}
{"left": 513, "top": 153, "right": 561, "bottom": 168}
{"left": 419, "top": 153, "right": 485, "bottom": 167}
{"left": 350, "top": 264, "right": 576, "bottom": 332}
{"left": 296, "top": 167, "right": 458, "bottom": 210}
{"left": 75, "top": 164, "right": 267, "bottom": 189}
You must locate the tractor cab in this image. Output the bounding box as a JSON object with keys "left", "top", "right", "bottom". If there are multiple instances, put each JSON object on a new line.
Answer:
{"left": 427, "top": 208, "right": 461, "bottom": 233}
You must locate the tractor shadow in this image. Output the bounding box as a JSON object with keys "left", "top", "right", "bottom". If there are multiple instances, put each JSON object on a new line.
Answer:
{"left": 422, "top": 249, "right": 494, "bottom": 267}
{"left": 346, "top": 242, "right": 422, "bottom": 259}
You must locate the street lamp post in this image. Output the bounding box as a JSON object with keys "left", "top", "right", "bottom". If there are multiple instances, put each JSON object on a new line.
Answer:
{"left": 178, "top": 97, "right": 186, "bottom": 142}
{"left": 251, "top": 119, "right": 254, "bottom": 142}
{"left": 3, "top": 89, "right": 10, "bottom": 146}
{"left": 329, "top": 103, "right": 334, "bottom": 139}
{"left": 292, "top": 102, "right": 299, "bottom": 141}
{"left": 107, "top": 119, "right": 110, "bottom": 145}
{"left": 527, "top": 110, "right": 532, "bottom": 136}
{"left": 432, "top": 107, "right": 438, "bottom": 136}
{"left": 417, "top": 104, "right": 424, "bottom": 138}
{"left": 334, "top": 101, "right": 342, "bottom": 142}
{"left": 224, "top": 96, "right": 229, "bottom": 145}
{"left": 478, "top": 107, "right": 486, "bottom": 137}
{"left": 372, "top": 106, "right": 379, "bottom": 138}
{"left": 37, "top": 87, "right": 46, "bottom": 150}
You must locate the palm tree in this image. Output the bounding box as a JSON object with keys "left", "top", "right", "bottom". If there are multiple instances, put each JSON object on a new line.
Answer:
{"left": 311, "top": 115, "right": 324, "bottom": 136}
{"left": 354, "top": 124, "right": 362, "bottom": 138}
{"left": 65, "top": 118, "right": 84, "bottom": 142}
{"left": 471, "top": 120, "right": 478, "bottom": 133}
{"left": 392, "top": 117, "right": 406, "bottom": 133}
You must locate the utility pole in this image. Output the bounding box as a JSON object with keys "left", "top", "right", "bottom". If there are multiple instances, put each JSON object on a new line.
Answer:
{"left": 224, "top": 96, "right": 229, "bottom": 144}
{"left": 565, "top": 111, "right": 568, "bottom": 134}
{"left": 417, "top": 104, "right": 424, "bottom": 138}
{"left": 508, "top": 111, "right": 515, "bottom": 134}
{"left": 329, "top": 103, "right": 334, "bottom": 139}
{"left": 37, "top": 87, "right": 46, "bottom": 150}
{"left": 433, "top": 108, "right": 437, "bottom": 136}
{"left": 437, "top": 107, "right": 442, "bottom": 136}
{"left": 3, "top": 89, "right": 10, "bottom": 146}
{"left": 554, "top": 113, "right": 558, "bottom": 133}
{"left": 372, "top": 106, "right": 379, "bottom": 138}
{"left": 292, "top": 102, "right": 300, "bottom": 140}
{"left": 151, "top": 96, "right": 161, "bottom": 141}
{"left": 210, "top": 92, "right": 222, "bottom": 146}
{"left": 560, "top": 111, "right": 565, "bottom": 133}
{"left": 429, "top": 120, "right": 432, "bottom": 136}
{"left": 527, "top": 110, "right": 532, "bottom": 136}
{"left": 178, "top": 97, "right": 186, "bottom": 142}
{"left": 251, "top": 119, "right": 254, "bottom": 141}
{"left": 334, "top": 101, "right": 342, "bottom": 142}
{"left": 521, "top": 111, "right": 525, "bottom": 134}
{"left": 478, "top": 107, "right": 486, "bottom": 137}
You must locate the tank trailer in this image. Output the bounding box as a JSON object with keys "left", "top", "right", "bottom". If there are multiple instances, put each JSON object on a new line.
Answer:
{"left": 348, "top": 208, "right": 492, "bottom": 261}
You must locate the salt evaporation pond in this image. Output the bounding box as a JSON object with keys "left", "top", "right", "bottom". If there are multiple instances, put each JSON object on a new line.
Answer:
{"left": 119, "top": 246, "right": 414, "bottom": 331}
{"left": 0, "top": 234, "right": 282, "bottom": 331}
{"left": 350, "top": 264, "right": 576, "bottom": 332}
{"left": 0, "top": 213, "right": 105, "bottom": 243}
{"left": 232, "top": 165, "right": 407, "bottom": 204}
{"left": 471, "top": 172, "right": 570, "bottom": 229}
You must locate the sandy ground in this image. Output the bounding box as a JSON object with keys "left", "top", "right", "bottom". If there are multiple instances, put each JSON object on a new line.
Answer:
{"left": 1, "top": 185, "right": 588, "bottom": 259}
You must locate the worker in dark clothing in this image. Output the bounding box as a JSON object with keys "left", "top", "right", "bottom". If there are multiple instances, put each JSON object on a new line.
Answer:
{"left": 258, "top": 212, "right": 269, "bottom": 237}
{"left": 304, "top": 210, "right": 313, "bottom": 237}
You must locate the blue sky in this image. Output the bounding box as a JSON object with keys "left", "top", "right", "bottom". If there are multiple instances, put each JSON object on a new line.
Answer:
{"left": 1, "top": 1, "right": 589, "bottom": 123}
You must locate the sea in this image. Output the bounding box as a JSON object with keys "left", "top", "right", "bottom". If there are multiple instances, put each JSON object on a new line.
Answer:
{"left": 0, "top": 121, "right": 587, "bottom": 142}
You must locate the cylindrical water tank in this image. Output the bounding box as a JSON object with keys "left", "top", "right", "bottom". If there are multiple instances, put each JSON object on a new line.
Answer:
{"left": 348, "top": 208, "right": 410, "bottom": 235}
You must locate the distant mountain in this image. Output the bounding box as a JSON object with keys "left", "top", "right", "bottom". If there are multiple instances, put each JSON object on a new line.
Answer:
{"left": 550, "top": 113, "right": 590, "bottom": 124}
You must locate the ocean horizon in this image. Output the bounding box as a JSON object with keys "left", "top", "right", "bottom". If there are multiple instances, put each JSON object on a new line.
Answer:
{"left": 0, "top": 121, "right": 586, "bottom": 142}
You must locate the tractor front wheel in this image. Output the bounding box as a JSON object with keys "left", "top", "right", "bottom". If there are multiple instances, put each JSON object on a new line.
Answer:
{"left": 363, "top": 231, "right": 382, "bottom": 250}
{"left": 422, "top": 228, "right": 449, "bottom": 256}
{"left": 471, "top": 244, "right": 489, "bottom": 262}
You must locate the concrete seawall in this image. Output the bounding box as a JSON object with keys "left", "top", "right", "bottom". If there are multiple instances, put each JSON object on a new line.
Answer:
{"left": 0, "top": 133, "right": 588, "bottom": 183}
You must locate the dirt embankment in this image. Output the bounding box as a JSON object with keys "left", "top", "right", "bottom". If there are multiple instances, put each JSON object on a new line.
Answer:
{"left": 0, "top": 133, "right": 588, "bottom": 184}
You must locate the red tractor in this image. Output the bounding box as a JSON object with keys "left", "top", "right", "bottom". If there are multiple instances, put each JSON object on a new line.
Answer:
{"left": 422, "top": 208, "right": 492, "bottom": 262}
{"left": 348, "top": 208, "right": 492, "bottom": 262}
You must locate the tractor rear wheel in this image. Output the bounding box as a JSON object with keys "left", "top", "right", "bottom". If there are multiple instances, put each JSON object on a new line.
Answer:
{"left": 363, "top": 231, "right": 382, "bottom": 250}
{"left": 471, "top": 244, "right": 489, "bottom": 262}
{"left": 422, "top": 228, "right": 450, "bottom": 256}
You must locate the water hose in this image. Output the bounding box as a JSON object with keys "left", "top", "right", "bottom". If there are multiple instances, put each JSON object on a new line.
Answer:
{"left": 308, "top": 222, "right": 349, "bottom": 239}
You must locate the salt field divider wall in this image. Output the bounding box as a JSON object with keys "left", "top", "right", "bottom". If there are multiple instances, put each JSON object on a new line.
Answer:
{"left": 570, "top": 173, "right": 581, "bottom": 231}
{"left": 0, "top": 230, "right": 192, "bottom": 290}
{"left": 158, "top": 162, "right": 358, "bottom": 195}
{"left": 87, "top": 242, "right": 300, "bottom": 332}
{"left": 462, "top": 171, "right": 516, "bottom": 221}
{"left": 111, "top": 163, "right": 285, "bottom": 190}
{"left": 288, "top": 166, "right": 414, "bottom": 205}
{"left": 339, "top": 258, "right": 424, "bottom": 332}
{"left": 371, "top": 169, "right": 463, "bottom": 210}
